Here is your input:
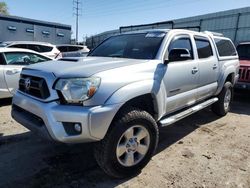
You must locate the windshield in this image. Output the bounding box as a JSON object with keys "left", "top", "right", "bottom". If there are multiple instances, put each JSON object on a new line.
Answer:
{"left": 88, "top": 32, "right": 165, "bottom": 60}
{"left": 237, "top": 44, "right": 250, "bottom": 60}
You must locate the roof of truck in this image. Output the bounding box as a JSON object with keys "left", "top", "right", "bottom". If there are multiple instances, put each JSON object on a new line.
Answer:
{"left": 121, "top": 29, "right": 225, "bottom": 38}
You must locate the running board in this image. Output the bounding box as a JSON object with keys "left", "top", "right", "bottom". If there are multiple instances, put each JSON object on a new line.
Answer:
{"left": 159, "top": 98, "right": 218, "bottom": 127}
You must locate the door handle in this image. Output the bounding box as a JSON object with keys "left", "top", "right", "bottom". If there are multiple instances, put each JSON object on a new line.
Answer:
{"left": 192, "top": 67, "right": 199, "bottom": 74}
{"left": 213, "top": 64, "right": 218, "bottom": 69}
{"left": 6, "top": 69, "right": 21, "bottom": 75}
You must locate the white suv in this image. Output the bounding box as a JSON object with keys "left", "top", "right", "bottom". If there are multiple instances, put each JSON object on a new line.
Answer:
{"left": 56, "top": 44, "right": 90, "bottom": 57}
{"left": 0, "top": 41, "right": 60, "bottom": 59}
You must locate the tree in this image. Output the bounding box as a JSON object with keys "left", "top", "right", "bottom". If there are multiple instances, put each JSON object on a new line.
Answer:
{"left": 0, "top": 2, "right": 9, "bottom": 15}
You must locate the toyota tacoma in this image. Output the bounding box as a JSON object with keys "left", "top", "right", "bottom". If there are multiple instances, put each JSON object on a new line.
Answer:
{"left": 11, "top": 29, "right": 239, "bottom": 178}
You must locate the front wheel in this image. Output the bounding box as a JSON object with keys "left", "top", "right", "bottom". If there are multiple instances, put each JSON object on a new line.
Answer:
{"left": 212, "top": 82, "right": 233, "bottom": 116}
{"left": 94, "top": 108, "right": 159, "bottom": 178}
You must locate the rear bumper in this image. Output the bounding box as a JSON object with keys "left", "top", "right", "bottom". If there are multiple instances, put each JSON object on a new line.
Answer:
{"left": 11, "top": 91, "right": 123, "bottom": 143}
{"left": 235, "top": 82, "right": 250, "bottom": 90}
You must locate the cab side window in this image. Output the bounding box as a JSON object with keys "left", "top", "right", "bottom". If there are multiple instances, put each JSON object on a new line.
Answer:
{"left": 194, "top": 37, "right": 213, "bottom": 59}
{"left": 168, "top": 36, "right": 194, "bottom": 60}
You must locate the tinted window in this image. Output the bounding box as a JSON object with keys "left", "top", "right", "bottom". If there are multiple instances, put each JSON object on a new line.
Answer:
{"left": 89, "top": 33, "right": 165, "bottom": 60}
{"left": 0, "top": 53, "right": 6, "bottom": 65}
{"left": 68, "top": 46, "right": 81, "bottom": 52}
{"left": 168, "top": 37, "right": 194, "bottom": 59}
{"left": 4, "top": 52, "right": 51, "bottom": 65}
{"left": 38, "top": 45, "right": 53, "bottom": 53}
{"left": 9, "top": 44, "right": 28, "bottom": 49}
{"left": 237, "top": 44, "right": 250, "bottom": 60}
{"left": 27, "top": 44, "right": 41, "bottom": 52}
{"left": 195, "top": 37, "right": 213, "bottom": 59}
{"left": 26, "top": 45, "right": 53, "bottom": 53}
{"left": 57, "top": 46, "right": 68, "bottom": 52}
{"left": 215, "top": 38, "right": 237, "bottom": 57}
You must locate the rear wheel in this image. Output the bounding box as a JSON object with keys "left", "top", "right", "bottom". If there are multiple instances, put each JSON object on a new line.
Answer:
{"left": 212, "top": 82, "right": 233, "bottom": 116}
{"left": 94, "top": 108, "right": 159, "bottom": 178}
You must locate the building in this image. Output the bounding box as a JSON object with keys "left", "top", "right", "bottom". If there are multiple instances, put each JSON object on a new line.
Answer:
{"left": 0, "top": 14, "right": 71, "bottom": 44}
{"left": 86, "top": 7, "right": 250, "bottom": 49}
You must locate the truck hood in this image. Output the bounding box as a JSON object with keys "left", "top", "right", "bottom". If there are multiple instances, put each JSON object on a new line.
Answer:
{"left": 240, "top": 60, "right": 250, "bottom": 67}
{"left": 25, "top": 57, "right": 149, "bottom": 77}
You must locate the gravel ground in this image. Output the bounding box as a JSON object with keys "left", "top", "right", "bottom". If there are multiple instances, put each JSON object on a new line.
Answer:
{"left": 0, "top": 90, "right": 249, "bottom": 188}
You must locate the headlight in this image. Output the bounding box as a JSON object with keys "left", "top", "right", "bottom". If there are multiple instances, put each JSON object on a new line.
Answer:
{"left": 55, "top": 77, "right": 101, "bottom": 104}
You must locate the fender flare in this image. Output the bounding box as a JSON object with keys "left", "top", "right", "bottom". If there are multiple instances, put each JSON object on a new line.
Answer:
{"left": 105, "top": 79, "right": 167, "bottom": 120}
{"left": 216, "top": 66, "right": 236, "bottom": 95}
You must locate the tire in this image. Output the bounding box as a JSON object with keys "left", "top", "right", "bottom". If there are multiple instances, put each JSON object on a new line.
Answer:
{"left": 212, "top": 82, "right": 233, "bottom": 116}
{"left": 94, "top": 107, "right": 159, "bottom": 178}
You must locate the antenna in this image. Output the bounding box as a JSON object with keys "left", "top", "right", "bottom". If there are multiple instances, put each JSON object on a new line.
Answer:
{"left": 73, "top": 0, "right": 82, "bottom": 43}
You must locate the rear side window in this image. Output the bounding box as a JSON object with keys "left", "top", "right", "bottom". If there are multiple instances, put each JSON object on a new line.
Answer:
{"left": 68, "top": 46, "right": 81, "bottom": 52}
{"left": 38, "top": 45, "right": 53, "bottom": 53}
{"left": 215, "top": 38, "right": 237, "bottom": 57}
{"left": 57, "top": 46, "right": 83, "bottom": 52}
{"left": 27, "top": 44, "right": 41, "bottom": 52}
{"left": 57, "top": 46, "right": 68, "bottom": 52}
{"left": 194, "top": 37, "right": 213, "bottom": 59}
{"left": 9, "top": 44, "right": 28, "bottom": 49}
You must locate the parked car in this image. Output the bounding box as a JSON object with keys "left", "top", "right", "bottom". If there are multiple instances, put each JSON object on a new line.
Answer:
{"left": 0, "top": 41, "right": 60, "bottom": 59}
{"left": 11, "top": 29, "right": 239, "bottom": 178}
{"left": 0, "top": 48, "right": 52, "bottom": 99}
{"left": 235, "top": 42, "right": 250, "bottom": 89}
{"left": 56, "top": 44, "right": 89, "bottom": 58}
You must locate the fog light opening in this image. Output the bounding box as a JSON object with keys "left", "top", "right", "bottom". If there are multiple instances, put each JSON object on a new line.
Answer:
{"left": 74, "top": 123, "right": 82, "bottom": 133}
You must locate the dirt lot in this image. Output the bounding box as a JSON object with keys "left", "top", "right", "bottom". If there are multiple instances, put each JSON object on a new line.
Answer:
{"left": 0, "top": 90, "right": 249, "bottom": 188}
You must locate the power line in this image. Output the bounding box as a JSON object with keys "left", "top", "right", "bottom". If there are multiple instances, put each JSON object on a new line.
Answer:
{"left": 84, "top": 0, "right": 172, "bottom": 14}
{"left": 82, "top": 0, "right": 202, "bottom": 19}
{"left": 73, "top": 0, "right": 82, "bottom": 43}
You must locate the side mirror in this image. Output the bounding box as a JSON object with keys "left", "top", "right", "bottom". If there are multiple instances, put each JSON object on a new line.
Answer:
{"left": 166, "top": 48, "right": 192, "bottom": 63}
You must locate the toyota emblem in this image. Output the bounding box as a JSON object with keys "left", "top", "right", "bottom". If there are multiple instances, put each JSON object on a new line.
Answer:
{"left": 24, "top": 78, "right": 31, "bottom": 90}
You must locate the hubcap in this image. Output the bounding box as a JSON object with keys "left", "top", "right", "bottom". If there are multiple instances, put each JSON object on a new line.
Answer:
{"left": 116, "top": 125, "right": 150, "bottom": 167}
{"left": 224, "top": 89, "right": 231, "bottom": 110}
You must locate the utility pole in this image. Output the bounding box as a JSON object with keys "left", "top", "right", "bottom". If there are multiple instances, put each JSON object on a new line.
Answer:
{"left": 73, "top": 0, "right": 82, "bottom": 44}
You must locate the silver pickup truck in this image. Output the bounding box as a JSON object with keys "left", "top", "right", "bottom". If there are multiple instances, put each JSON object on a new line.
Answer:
{"left": 11, "top": 29, "right": 239, "bottom": 178}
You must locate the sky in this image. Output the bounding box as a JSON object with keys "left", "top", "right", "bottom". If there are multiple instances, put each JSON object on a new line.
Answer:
{"left": 3, "top": 0, "right": 250, "bottom": 41}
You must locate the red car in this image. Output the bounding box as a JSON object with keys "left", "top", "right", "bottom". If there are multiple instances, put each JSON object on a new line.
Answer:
{"left": 235, "top": 42, "right": 250, "bottom": 89}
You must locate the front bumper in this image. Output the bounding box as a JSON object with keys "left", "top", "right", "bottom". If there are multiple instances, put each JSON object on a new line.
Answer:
{"left": 11, "top": 91, "right": 123, "bottom": 143}
{"left": 235, "top": 81, "right": 250, "bottom": 90}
